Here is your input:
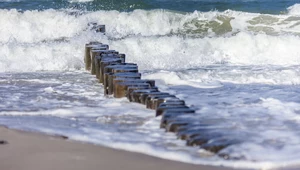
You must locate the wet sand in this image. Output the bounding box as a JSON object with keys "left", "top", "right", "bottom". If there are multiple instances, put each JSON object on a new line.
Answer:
{"left": 0, "top": 126, "right": 236, "bottom": 170}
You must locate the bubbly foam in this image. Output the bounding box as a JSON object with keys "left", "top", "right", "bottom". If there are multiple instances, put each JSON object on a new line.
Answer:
{"left": 110, "top": 32, "right": 300, "bottom": 69}
{"left": 288, "top": 4, "right": 300, "bottom": 15}
{"left": 1, "top": 71, "right": 300, "bottom": 170}
{"left": 1, "top": 9, "right": 300, "bottom": 84}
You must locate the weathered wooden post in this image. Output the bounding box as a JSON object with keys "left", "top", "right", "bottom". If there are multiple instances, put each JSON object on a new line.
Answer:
{"left": 185, "top": 131, "right": 240, "bottom": 153}
{"left": 140, "top": 92, "right": 170, "bottom": 105}
{"left": 118, "top": 54, "right": 126, "bottom": 63}
{"left": 156, "top": 102, "right": 188, "bottom": 116}
{"left": 129, "top": 89, "right": 159, "bottom": 103}
{"left": 186, "top": 132, "right": 219, "bottom": 147}
{"left": 145, "top": 95, "right": 177, "bottom": 110}
{"left": 166, "top": 120, "right": 189, "bottom": 133}
{"left": 107, "top": 67, "right": 139, "bottom": 95}
{"left": 160, "top": 109, "right": 195, "bottom": 128}
{"left": 114, "top": 82, "right": 150, "bottom": 98}
{"left": 112, "top": 78, "right": 155, "bottom": 98}
{"left": 103, "top": 64, "right": 138, "bottom": 95}
{"left": 99, "top": 56, "right": 127, "bottom": 83}
{"left": 126, "top": 87, "right": 158, "bottom": 101}
{"left": 85, "top": 43, "right": 107, "bottom": 71}
{"left": 177, "top": 124, "right": 217, "bottom": 140}
{"left": 201, "top": 138, "right": 241, "bottom": 153}
{"left": 153, "top": 99, "right": 185, "bottom": 110}
{"left": 96, "top": 25, "right": 106, "bottom": 33}
{"left": 91, "top": 49, "right": 118, "bottom": 75}
{"left": 108, "top": 74, "right": 142, "bottom": 94}
{"left": 97, "top": 57, "right": 123, "bottom": 82}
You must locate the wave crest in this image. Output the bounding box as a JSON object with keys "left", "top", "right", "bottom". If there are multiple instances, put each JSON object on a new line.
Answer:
{"left": 288, "top": 4, "right": 300, "bottom": 15}
{"left": 1, "top": 9, "right": 300, "bottom": 72}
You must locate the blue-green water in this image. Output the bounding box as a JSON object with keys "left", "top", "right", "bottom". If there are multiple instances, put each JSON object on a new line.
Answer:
{"left": 0, "top": 0, "right": 299, "bottom": 14}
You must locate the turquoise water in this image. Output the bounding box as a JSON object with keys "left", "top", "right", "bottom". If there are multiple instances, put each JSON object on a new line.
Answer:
{"left": 0, "top": 0, "right": 299, "bottom": 13}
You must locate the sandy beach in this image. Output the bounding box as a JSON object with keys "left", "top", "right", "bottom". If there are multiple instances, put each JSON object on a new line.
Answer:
{"left": 0, "top": 126, "right": 235, "bottom": 170}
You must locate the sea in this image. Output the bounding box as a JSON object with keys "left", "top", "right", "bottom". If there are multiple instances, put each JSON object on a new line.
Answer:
{"left": 1, "top": 0, "right": 300, "bottom": 169}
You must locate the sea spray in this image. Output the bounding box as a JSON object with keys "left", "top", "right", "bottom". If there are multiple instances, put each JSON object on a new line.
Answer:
{"left": 1, "top": 9, "right": 300, "bottom": 72}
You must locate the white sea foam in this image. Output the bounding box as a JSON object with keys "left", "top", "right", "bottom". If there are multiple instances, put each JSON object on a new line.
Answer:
{"left": 0, "top": 8, "right": 300, "bottom": 43}
{"left": 1, "top": 7, "right": 300, "bottom": 169}
{"left": 111, "top": 33, "right": 300, "bottom": 68}
{"left": 288, "top": 4, "right": 300, "bottom": 15}
{"left": 0, "top": 9, "right": 300, "bottom": 74}
{"left": 1, "top": 72, "right": 300, "bottom": 169}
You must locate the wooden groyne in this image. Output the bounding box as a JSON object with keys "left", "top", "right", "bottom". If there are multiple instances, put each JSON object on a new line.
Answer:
{"left": 84, "top": 25, "right": 239, "bottom": 158}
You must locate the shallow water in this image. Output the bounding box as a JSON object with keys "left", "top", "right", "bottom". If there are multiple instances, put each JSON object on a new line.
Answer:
{"left": 1, "top": 67, "right": 300, "bottom": 169}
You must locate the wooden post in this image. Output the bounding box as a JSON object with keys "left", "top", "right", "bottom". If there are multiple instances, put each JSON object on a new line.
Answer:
{"left": 114, "top": 82, "right": 150, "bottom": 98}
{"left": 103, "top": 73, "right": 112, "bottom": 95}
{"left": 147, "top": 96, "right": 180, "bottom": 110}
{"left": 96, "top": 57, "right": 122, "bottom": 81}
{"left": 145, "top": 95, "right": 177, "bottom": 110}
{"left": 103, "top": 64, "right": 138, "bottom": 95}
{"left": 127, "top": 87, "right": 152, "bottom": 101}
{"left": 156, "top": 105, "right": 189, "bottom": 117}
{"left": 166, "top": 121, "right": 189, "bottom": 133}
{"left": 96, "top": 25, "right": 106, "bottom": 33}
{"left": 99, "top": 58, "right": 123, "bottom": 83}
{"left": 156, "top": 100, "right": 185, "bottom": 109}
{"left": 177, "top": 125, "right": 216, "bottom": 140}
{"left": 85, "top": 43, "right": 106, "bottom": 71}
{"left": 140, "top": 79, "right": 155, "bottom": 87}
{"left": 155, "top": 100, "right": 186, "bottom": 112}
{"left": 112, "top": 78, "right": 154, "bottom": 98}
{"left": 105, "top": 72, "right": 141, "bottom": 95}
{"left": 130, "top": 88, "right": 159, "bottom": 103}
{"left": 111, "top": 78, "right": 143, "bottom": 93}
{"left": 107, "top": 67, "right": 139, "bottom": 95}
{"left": 90, "top": 49, "right": 118, "bottom": 75}
{"left": 104, "top": 63, "right": 137, "bottom": 74}
{"left": 201, "top": 138, "right": 240, "bottom": 153}
{"left": 140, "top": 92, "right": 170, "bottom": 105}
{"left": 160, "top": 110, "right": 195, "bottom": 129}
{"left": 118, "top": 54, "right": 126, "bottom": 63}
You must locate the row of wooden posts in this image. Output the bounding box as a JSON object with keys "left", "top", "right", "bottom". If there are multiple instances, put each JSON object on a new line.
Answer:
{"left": 84, "top": 29, "right": 238, "bottom": 156}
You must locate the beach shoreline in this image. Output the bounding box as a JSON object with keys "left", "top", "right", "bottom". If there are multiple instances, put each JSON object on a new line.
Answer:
{"left": 0, "top": 126, "right": 235, "bottom": 170}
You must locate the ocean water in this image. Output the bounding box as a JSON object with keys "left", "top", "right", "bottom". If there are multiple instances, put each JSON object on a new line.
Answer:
{"left": 1, "top": 0, "right": 300, "bottom": 169}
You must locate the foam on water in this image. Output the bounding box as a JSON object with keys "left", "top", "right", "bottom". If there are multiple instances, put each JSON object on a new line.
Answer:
{"left": 1, "top": 9, "right": 300, "bottom": 74}
{"left": 111, "top": 33, "right": 300, "bottom": 69}
{"left": 2, "top": 8, "right": 300, "bottom": 42}
{"left": 143, "top": 71, "right": 300, "bottom": 169}
{"left": 1, "top": 6, "right": 300, "bottom": 169}
{"left": 1, "top": 71, "right": 300, "bottom": 169}
{"left": 288, "top": 4, "right": 300, "bottom": 15}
